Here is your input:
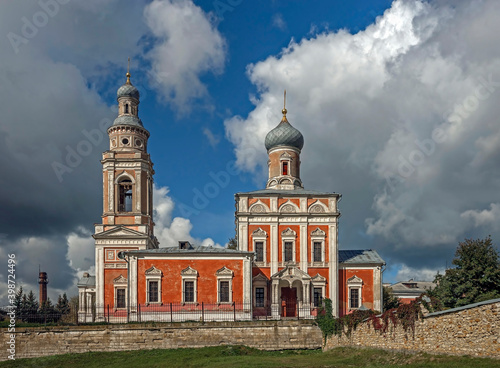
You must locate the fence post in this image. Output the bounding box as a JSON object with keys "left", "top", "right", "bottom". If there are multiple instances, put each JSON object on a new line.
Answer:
{"left": 138, "top": 304, "right": 141, "bottom": 323}
{"left": 233, "top": 302, "right": 236, "bottom": 322}
{"left": 170, "top": 303, "right": 173, "bottom": 323}
{"left": 107, "top": 304, "right": 110, "bottom": 323}
{"left": 201, "top": 302, "right": 204, "bottom": 323}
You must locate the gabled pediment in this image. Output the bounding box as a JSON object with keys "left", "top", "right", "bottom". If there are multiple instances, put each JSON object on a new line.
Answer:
{"left": 281, "top": 227, "right": 296, "bottom": 237}
{"left": 253, "top": 273, "right": 269, "bottom": 282}
{"left": 145, "top": 265, "right": 162, "bottom": 276}
{"left": 308, "top": 200, "right": 328, "bottom": 214}
{"left": 94, "top": 225, "right": 147, "bottom": 239}
{"left": 215, "top": 266, "right": 234, "bottom": 277}
{"left": 312, "top": 273, "right": 327, "bottom": 283}
{"left": 347, "top": 275, "right": 363, "bottom": 285}
{"left": 181, "top": 266, "right": 198, "bottom": 276}
{"left": 311, "top": 228, "right": 326, "bottom": 237}
{"left": 271, "top": 265, "right": 311, "bottom": 281}
{"left": 252, "top": 227, "right": 267, "bottom": 238}
{"left": 113, "top": 275, "right": 127, "bottom": 284}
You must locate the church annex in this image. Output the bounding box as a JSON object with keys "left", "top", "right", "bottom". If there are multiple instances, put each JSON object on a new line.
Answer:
{"left": 78, "top": 72, "right": 385, "bottom": 322}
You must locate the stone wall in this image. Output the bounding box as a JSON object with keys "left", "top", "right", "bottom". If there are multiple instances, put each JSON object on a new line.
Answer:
{"left": 324, "top": 299, "right": 500, "bottom": 358}
{"left": 1, "top": 320, "right": 322, "bottom": 361}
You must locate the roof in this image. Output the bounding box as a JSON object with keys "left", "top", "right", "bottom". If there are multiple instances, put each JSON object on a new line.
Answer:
{"left": 112, "top": 115, "right": 144, "bottom": 127}
{"left": 125, "top": 245, "right": 253, "bottom": 256}
{"left": 265, "top": 118, "right": 304, "bottom": 151}
{"left": 339, "top": 249, "right": 385, "bottom": 265}
{"left": 77, "top": 275, "right": 96, "bottom": 288}
{"left": 236, "top": 188, "right": 339, "bottom": 196}
{"left": 390, "top": 280, "right": 436, "bottom": 295}
{"left": 117, "top": 82, "right": 139, "bottom": 100}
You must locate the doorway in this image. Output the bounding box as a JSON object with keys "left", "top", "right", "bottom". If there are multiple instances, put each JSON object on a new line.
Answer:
{"left": 281, "top": 287, "right": 297, "bottom": 317}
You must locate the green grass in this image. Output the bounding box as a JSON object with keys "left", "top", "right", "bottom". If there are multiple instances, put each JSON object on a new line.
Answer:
{"left": 1, "top": 346, "right": 499, "bottom": 368}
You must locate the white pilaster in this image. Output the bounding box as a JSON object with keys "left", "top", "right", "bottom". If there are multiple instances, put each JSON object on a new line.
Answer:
{"left": 243, "top": 256, "right": 251, "bottom": 305}
{"left": 329, "top": 224, "right": 339, "bottom": 317}
{"left": 300, "top": 224, "right": 307, "bottom": 271}
{"left": 271, "top": 224, "right": 278, "bottom": 275}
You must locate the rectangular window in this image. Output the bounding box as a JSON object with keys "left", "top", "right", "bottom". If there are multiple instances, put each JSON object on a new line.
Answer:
{"left": 350, "top": 288, "right": 359, "bottom": 309}
{"left": 184, "top": 281, "right": 194, "bottom": 303}
{"left": 255, "top": 241, "right": 264, "bottom": 262}
{"left": 219, "top": 281, "right": 230, "bottom": 303}
{"left": 148, "top": 281, "right": 158, "bottom": 303}
{"left": 116, "top": 289, "right": 126, "bottom": 308}
{"left": 282, "top": 161, "right": 288, "bottom": 175}
{"left": 313, "top": 242, "right": 322, "bottom": 262}
{"left": 313, "top": 288, "right": 322, "bottom": 307}
{"left": 284, "top": 241, "right": 293, "bottom": 262}
{"left": 255, "top": 287, "right": 265, "bottom": 307}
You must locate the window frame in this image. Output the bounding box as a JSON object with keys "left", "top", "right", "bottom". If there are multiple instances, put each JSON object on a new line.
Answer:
{"left": 252, "top": 228, "right": 268, "bottom": 266}
{"left": 281, "top": 228, "right": 297, "bottom": 264}
{"left": 347, "top": 275, "right": 363, "bottom": 310}
{"left": 310, "top": 228, "right": 326, "bottom": 266}
{"left": 145, "top": 266, "right": 162, "bottom": 305}
{"left": 181, "top": 266, "right": 198, "bottom": 304}
{"left": 216, "top": 266, "right": 234, "bottom": 304}
{"left": 255, "top": 287, "right": 265, "bottom": 307}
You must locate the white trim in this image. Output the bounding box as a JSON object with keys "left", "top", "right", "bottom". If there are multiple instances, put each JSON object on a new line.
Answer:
{"left": 347, "top": 275, "right": 363, "bottom": 310}
{"left": 252, "top": 227, "right": 267, "bottom": 265}
{"left": 310, "top": 227, "right": 326, "bottom": 265}
{"left": 181, "top": 266, "right": 198, "bottom": 303}
{"left": 113, "top": 275, "right": 128, "bottom": 309}
{"left": 253, "top": 274, "right": 269, "bottom": 308}
{"left": 281, "top": 227, "right": 297, "bottom": 264}
{"left": 145, "top": 266, "right": 162, "bottom": 304}
{"left": 216, "top": 266, "right": 234, "bottom": 304}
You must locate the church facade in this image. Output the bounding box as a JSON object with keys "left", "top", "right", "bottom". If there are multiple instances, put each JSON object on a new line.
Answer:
{"left": 78, "top": 73, "right": 384, "bottom": 322}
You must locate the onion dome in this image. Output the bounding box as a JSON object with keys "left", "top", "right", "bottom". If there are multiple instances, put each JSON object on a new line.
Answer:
{"left": 265, "top": 108, "right": 304, "bottom": 151}
{"left": 116, "top": 71, "right": 140, "bottom": 100}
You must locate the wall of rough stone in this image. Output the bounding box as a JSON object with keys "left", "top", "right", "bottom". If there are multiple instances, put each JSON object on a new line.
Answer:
{"left": 324, "top": 299, "right": 500, "bottom": 358}
{"left": 1, "top": 320, "right": 322, "bottom": 361}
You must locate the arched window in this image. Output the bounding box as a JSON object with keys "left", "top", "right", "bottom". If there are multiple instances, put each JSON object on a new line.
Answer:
{"left": 118, "top": 179, "right": 132, "bottom": 212}
{"left": 282, "top": 161, "right": 288, "bottom": 175}
{"left": 125, "top": 104, "right": 129, "bottom": 114}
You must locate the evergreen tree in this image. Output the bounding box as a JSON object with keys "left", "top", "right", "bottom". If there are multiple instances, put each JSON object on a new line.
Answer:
{"left": 227, "top": 237, "right": 237, "bottom": 250}
{"left": 13, "top": 286, "right": 24, "bottom": 312}
{"left": 26, "top": 290, "right": 39, "bottom": 313}
{"left": 430, "top": 236, "right": 500, "bottom": 308}
{"left": 55, "top": 293, "right": 70, "bottom": 314}
{"left": 383, "top": 286, "right": 400, "bottom": 311}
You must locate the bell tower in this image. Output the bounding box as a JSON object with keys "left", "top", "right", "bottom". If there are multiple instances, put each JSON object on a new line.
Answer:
{"left": 94, "top": 62, "right": 158, "bottom": 311}
{"left": 264, "top": 91, "right": 304, "bottom": 190}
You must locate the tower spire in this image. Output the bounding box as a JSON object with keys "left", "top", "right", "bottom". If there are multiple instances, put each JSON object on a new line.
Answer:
{"left": 126, "top": 57, "right": 131, "bottom": 84}
{"left": 282, "top": 90, "right": 287, "bottom": 121}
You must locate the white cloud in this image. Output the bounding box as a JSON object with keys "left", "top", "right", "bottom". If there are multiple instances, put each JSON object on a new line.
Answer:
{"left": 144, "top": 0, "right": 226, "bottom": 111}
{"left": 225, "top": 0, "right": 500, "bottom": 273}
{"left": 272, "top": 13, "right": 286, "bottom": 31}
{"left": 394, "top": 264, "right": 440, "bottom": 282}
{"left": 203, "top": 127, "right": 221, "bottom": 148}
{"left": 461, "top": 203, "right": 500, "bottom": 230}
{"left": 153, "top": 185, "right": 223, "bottom": 248}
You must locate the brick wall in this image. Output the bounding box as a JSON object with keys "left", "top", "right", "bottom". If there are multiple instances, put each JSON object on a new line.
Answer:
{"left": 1, "top": 320, "right": 322, "bottom": 361}
{"left": 324, "top": 299, "right": 500, "bottom": 358}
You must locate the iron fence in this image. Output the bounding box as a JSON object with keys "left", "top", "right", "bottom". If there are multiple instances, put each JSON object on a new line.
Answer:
{"left": 2, "top": 302, "right": 323, "bottom": 325}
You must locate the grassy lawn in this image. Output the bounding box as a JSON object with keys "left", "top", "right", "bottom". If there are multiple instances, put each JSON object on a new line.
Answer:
{"left": 1, "top": 346, "right": 499, "bottom": 368}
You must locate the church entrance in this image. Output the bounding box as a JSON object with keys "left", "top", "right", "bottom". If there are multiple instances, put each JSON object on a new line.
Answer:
{"left": 280, "top": 287, "right": 297, "bottom": 317}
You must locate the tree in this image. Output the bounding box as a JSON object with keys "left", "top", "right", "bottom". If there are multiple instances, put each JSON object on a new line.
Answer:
{"left": 383, "top": 286, "right": 400, "bottom": 311}
{"left": 26, "top": 290, "right": 39, "bottom": 312}
{"left": 13, "top": 286, "right": 24, "bottom": 312}
{"left": 430, "top": 236, "right": 500, "bottom": 308}
{"left": 56, "top": 293, "right": 70, "bottom": 315}
{"left": 227, "top": 237, "right": 237, "bottom": 250}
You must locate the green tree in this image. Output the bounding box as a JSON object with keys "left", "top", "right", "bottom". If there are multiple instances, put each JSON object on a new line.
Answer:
{"left": 26, "top": 290, "right": 39, "bottom": 313}
{"left": 56, "top": 293, "right": 70, "bottom": 315}
{"left": 227, "top": 237, "right": 237, "bottom": 250}
{"left": 382, "top": 286, "right": 400, "bottom": 311}
{"left": 13, "top": 286, "right": 24, "bottom": 312}
{"left": 430, "top": 236, "right": 500, "bottom": 308}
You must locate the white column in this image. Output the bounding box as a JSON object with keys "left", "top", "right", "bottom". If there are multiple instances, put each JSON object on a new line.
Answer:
{"left": 96, "top": 246, "right": 105, "bottom": 320}
{"left": 243, "top": 256, "right": 251, "bottom": 305}
{"left": 329, "top": 224, "right": 339, "bottom": 317}
{"left": 130, "top": 256, "right": 138, "bottom": 309}
{"left": 241, "top": 224, "right": 248, "bottom": 251}
{"left": 373, "top": 266, "right": 382, "bottom": 312}
{"left": 271, "top": 224, "right": 278, "bottom": 275}
{"left": 300, "top": 224, "right": 307, "bottom": 272}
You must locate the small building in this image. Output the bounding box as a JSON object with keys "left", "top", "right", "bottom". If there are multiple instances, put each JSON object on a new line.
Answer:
{"left": 389, "top": 279, "right": 436, "bottom": 304}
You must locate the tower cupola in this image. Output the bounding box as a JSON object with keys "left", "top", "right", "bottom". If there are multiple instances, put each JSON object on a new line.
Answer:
{"left": 265, "top": 92, "right": 304, "bottom": 190}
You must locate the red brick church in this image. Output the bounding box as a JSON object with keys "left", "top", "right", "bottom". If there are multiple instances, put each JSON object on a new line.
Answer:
{"left": 78, "top": 72, "right": 384, "bottom": 322}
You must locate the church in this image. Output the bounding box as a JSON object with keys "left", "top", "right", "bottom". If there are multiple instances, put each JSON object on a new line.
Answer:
{"left": 78, "top": 71, "right": 385, "bottom": 322}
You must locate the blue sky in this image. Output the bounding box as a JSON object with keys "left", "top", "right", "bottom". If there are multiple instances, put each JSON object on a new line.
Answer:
{"left": 1, "top": 0, "right": 499, "bottom": 303}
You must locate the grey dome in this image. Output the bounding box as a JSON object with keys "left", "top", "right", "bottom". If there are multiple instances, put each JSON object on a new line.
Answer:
{"left": 112, "top": 115, "right": 143, "bottom": 127}
{"left": 117, "top": 83, "right": 139, "bottom": 100}
{"left": 265, "top": 118, "right": 304, "bottom": 151}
